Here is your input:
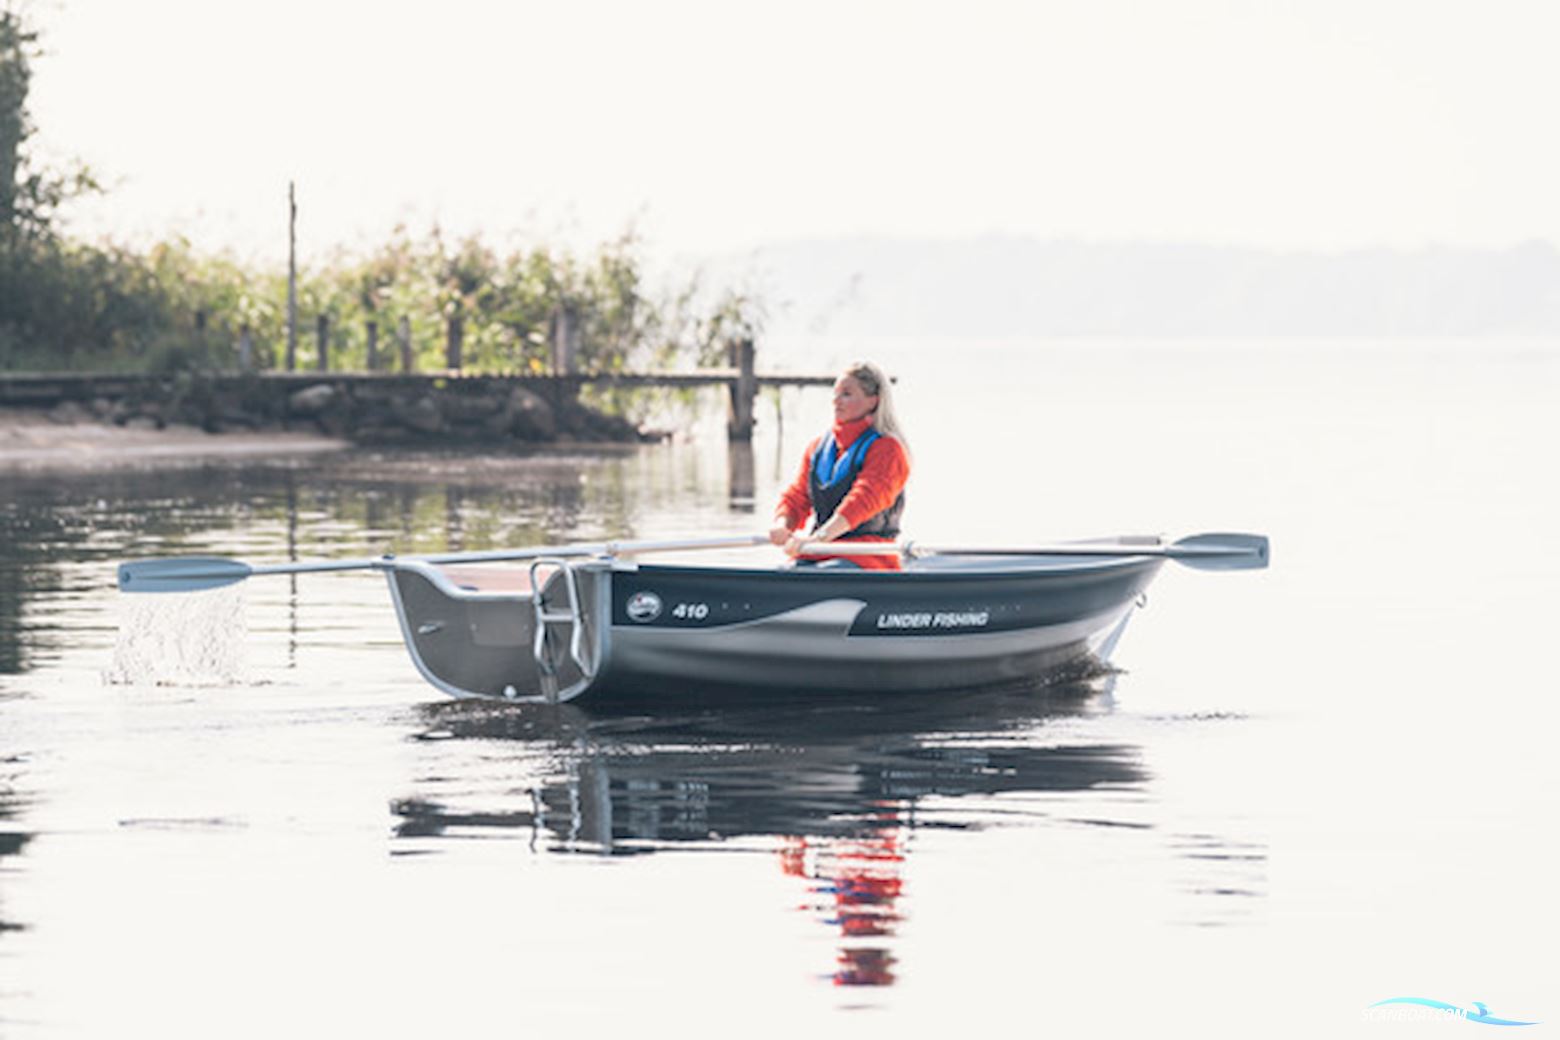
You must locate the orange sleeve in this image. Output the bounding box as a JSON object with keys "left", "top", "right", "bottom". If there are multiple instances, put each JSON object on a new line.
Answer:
{"left": 834, "top": 436, "right": 909, "bottom": 531}
{"left": 774, "top": 436, "right": 821, "bottom": 530}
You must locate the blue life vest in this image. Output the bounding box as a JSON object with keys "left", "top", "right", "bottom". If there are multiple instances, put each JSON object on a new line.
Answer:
{"left": 807, "top": 428, "right": 905, "bottom": 539}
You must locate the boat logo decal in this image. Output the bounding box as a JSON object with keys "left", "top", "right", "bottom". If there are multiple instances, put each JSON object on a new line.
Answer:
{"left": 875, "top": 610, "right": 991, "bottom": 631}
{"left": 626, "top": 591, "right": 663, "bottom": 623}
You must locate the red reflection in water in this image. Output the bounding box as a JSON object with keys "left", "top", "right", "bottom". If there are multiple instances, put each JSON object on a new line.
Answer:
{"left": 780, "top": 809, "right": 906, "bottom": 987}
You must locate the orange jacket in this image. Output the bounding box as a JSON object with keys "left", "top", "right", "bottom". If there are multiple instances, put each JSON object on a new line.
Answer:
{"left": 775, "top": 417, "right": 909, "bottom": 571}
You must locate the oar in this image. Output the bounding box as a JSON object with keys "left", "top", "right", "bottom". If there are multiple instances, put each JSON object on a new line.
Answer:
{"left": 795, "top": 532, "right": 1269, "bottom": 571}
{"left": 117, "top": 534, "right": 771, "bottom": 594}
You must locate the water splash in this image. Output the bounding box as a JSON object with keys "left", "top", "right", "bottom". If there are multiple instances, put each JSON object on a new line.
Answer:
{"left": 104, "top": 585, "right": 248, "bottom": 686}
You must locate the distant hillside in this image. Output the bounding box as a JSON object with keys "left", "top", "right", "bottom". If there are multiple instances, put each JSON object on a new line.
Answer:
{"left": 726, "top": 237, "right": 1560, "bottom": 338}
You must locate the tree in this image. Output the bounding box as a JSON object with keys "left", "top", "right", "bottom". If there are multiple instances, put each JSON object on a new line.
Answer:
{"left": 2, "top": 6, "right": 114, "bottom": 366}
{"left": 0, "top": 7, "right": 95, "bottom": 245}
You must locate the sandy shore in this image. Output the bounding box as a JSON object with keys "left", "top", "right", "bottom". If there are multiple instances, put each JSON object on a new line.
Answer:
{"left": 0, "top": 409, "right": 349, "bottom": 471}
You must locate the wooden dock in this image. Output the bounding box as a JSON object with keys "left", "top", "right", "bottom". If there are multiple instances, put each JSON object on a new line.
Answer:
{"left": 0, "top": 361, "right": 836, "bottom": 442}
{"left": 0, "top": 369, "right": 834, "bottom": 400}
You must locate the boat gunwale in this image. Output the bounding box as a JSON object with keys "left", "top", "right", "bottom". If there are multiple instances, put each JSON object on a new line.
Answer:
{"left": 389, "top": 552, "right": 1166, "bottom": 603}
{"left": 617, "top": 553, "right": 1165, "bottom": 583}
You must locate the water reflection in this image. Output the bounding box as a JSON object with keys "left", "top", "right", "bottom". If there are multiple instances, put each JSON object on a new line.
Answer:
{"left": 0, "top": 446, "right": 725, "bottom": 677}
{"left": 1167, "top": 830, "right": 1268, "bottom": 928}
{"left": 394, "top": 681, "right": 1144, "bottom": 986}
{"left": 727, "top": 439, "right": 755, "bottom": 511}
{"left": 0, "top": 761, "right": 29, "bottom": 935}
{"left": 396, "top": 682, "right": 1140, "bottom": 847}
{"left": 782, "top": 818, "right": 907, "bottom": 986}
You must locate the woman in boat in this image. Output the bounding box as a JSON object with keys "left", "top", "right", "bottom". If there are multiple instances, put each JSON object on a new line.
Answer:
{"left": 768, "top": 360, "right": 910, "bottom": 571}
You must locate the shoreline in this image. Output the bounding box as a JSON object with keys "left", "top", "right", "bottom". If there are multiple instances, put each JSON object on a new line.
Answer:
{"left": 0, "top": 408, "right": 350, "bottom": 472}
{"left": 0, "top": 372, "right": 658, "bottom": 469}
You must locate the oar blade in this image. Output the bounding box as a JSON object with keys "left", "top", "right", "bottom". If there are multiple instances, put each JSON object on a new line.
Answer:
{"left": 117, "top": 556, "right": 255, "bottom": 594}
{"left": 1168, "top": 533, "right": 1270, "bottom": 571}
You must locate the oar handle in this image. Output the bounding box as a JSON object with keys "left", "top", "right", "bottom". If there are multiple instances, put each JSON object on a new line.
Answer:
{"left": 793, "top": 542, "right": 902, "bottom": 556}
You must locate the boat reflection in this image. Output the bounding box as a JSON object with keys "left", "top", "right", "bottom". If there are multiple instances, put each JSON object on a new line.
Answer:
{"left": 781, "top": 814, "right": 907, "bottom": 986}
{"left": 393, "top": 679, "right": 1144, "bottom": 988}
{"left": 395, "top": 679, "right": 1140, "bottom": 847}
{"left": 1, "top": 778, "right": 30, "bottom": 936}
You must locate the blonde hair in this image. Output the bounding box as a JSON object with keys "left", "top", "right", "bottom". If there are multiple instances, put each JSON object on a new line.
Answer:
{"left": 843, "top": 360, "right": 909, "bottom": 456}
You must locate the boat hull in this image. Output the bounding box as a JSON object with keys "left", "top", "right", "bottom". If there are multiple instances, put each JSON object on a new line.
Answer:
{"left": 386, "top": 550, "right": 1165, "bottom": 703}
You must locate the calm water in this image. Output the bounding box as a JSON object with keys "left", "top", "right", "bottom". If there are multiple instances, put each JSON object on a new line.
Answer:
{"left": 1, "top": 339, "right": 1556, "bottom": 1037}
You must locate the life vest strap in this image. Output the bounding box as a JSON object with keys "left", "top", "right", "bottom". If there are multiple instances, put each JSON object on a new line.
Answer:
{"left": 813, "top": 429, "right": 879, "bottom": 489}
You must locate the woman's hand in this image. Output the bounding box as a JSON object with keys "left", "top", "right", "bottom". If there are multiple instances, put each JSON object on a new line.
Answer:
{"left": 787, "top": 516, "right": 848, "bottom": 558}
{"left": 768, "top": 522, "right": 792, "bottom": 547}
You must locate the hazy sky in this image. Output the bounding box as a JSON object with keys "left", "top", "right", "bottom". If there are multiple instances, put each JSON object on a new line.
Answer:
{"left": 22, "top": 0, "right": 1560, "bottom": 262}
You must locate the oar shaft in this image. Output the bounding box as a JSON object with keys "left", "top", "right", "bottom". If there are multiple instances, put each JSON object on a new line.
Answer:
{"left": 793, "top": 542, "right": 901, "bottom": 556}
{"left": 911, "top": 544, "right": 1210, "bottom": 558}
{"left": 121, "top": 531, "right": 1266, "bottom": 595}
{"left": 119, "top": 534, "right": 773, "bottom": 594}
{"left": 795, "top": 533, "right": 1269, "bottom": 570}
{"left": 248, "top": 559, "right": 386, "bottom": 577}
{"left": 415, "top": 534, "right": 767, "bottom": 565}
{"left": 794, "top": 542, "right": 1176, "bottom": 557}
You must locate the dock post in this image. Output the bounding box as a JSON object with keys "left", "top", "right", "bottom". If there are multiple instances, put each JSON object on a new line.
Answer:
{"left": 726, "top": 337, "right": 756, "bottom": 442}
{"left": 446, "top": 313, "right": 463, "bottom": 371}
{"left": 316, "top": 313, "right": 330, "bottom": 372}
{"left": 365, "top": 319, "right": 378, "bottom": 371}
{"left": 551, "top": 305, "right": 577, "bottom": 374}
{"left": 398, "top": 315, "right": 413, "bottom": 373}
{"left": 286, "top": 181, "right": 297, "bottom": 372}
{"left": 238, "top": 324, "right": 253, "bottom": 370}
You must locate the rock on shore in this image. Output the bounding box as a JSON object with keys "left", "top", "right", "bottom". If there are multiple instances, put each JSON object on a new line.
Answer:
{"left": 10, "top": 373, "right": 653, "bottom": 448}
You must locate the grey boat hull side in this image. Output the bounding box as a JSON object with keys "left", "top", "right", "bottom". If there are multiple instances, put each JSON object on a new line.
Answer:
{"left": 593, "top": 557, "right": 1162, "bottom": 697}
{"left": 386, "top": 553, "right": 1165, "bottom": 702}
{"left": 595, "top": 600, "right": 1135, "bottom": 697}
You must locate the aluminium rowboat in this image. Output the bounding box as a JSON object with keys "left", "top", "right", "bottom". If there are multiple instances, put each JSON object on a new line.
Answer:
{"left": 117, "top": 531, "right": 1266, "bottom": 702}
{"left": 390, "top": 540, "right": 1183, "bottom": 703}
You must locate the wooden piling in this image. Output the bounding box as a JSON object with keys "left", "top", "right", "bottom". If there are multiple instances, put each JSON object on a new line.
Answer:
{"left": 365, "top": 320, "right": 378, "bottom": 371}
{"left": 398, "top": 316, "right": 413, "bottom": 373}
{"left": 727, "top": 337, "right": 756, "bottom": 441}
{"left": 316, "top": 314, "right": 330, "bottom": 372}
{"left": 286, "top": 181, "right": 298, "bottom": 372}
{"left": 238, "top": 325, "right": 253, "bottom": 369}
{"left": 446, "top": 314, "right": 463, "bottom": 371}
{"left": 551, "top": 305, "right": 577, "bottom": 375}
